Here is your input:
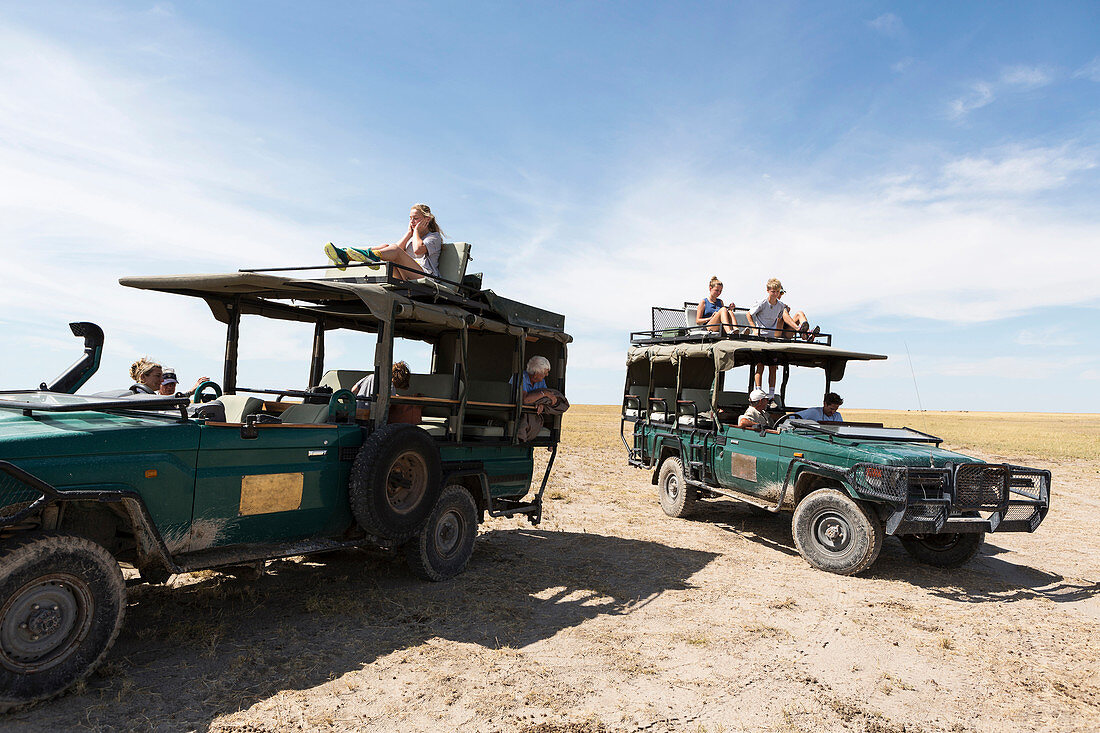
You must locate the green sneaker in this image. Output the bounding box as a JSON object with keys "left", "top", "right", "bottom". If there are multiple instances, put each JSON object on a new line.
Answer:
{"left": 347, "top": 247, "right": 381, "bottom": 270}
{"left": 324, "top": 242, "right": 349, "bottom": 271}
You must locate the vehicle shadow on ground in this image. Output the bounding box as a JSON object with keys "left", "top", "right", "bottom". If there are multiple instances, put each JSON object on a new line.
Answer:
{"left": 697, "top": 500, "right": 800, "bottom": 557}
{"left": 694, "top": 500, "right": 1100, "bottom": 606}
{"left": 4, "top": 529, "right": 718, "bottom": 732}
{"left": 874, "top": 541, "right": 1100, "bottom": 605}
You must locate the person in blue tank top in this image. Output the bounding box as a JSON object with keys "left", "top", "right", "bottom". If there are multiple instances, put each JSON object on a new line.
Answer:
{"left": 695, "top": 276, "right": 737, "bottom": 335}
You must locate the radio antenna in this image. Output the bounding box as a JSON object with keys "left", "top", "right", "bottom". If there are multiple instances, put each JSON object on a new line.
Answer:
{"left": 904, "top": 343, "right": 923, "bottom": 412}
{"left": 904, "top": 342, "right": 934, "bottom": 467}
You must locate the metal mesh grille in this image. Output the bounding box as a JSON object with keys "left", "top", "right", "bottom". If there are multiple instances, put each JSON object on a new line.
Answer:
{"left": 908, "top": 468, "right": 949, "bottom": 500}
{"left": 903, "top": 504, "right": 943, "bottom": 521}
{"left": 0, "top": 470, "right": 44, "bottom": 521}
{"left": 955, "top": 464, "right": 1007, "bottom": 510}
{"left": 651, "top": 307, "right": 688, "bottom": 334}
{"left": 849, "top": 464, "right": 908, "bottom": 502}
{"left": 1007, "top": 468, "right": 1048, "bottom": 501}
{"left": 1003, "top": 506, "right": 1038, "bottom": 521}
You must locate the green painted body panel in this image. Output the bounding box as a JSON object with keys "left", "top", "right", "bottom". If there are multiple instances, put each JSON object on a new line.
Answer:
{"left": 0, "top": 407, "right": 539, "bottom": 556}
{"left": 637, "top": 421, "right": 984, "bottom": 502}
{"left": 189, "top": 424, "right": 364, "bottom": 551}
{"left": 440, "top": 444, "right": 535, "bottom": 498}
{"left": 0, "top": 410, "right": 200, "bottom": 544}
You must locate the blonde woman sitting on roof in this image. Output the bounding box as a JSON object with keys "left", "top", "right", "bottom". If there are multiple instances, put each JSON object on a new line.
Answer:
{"left": 696, "top": 275, "right": 737, "bottom": 335}
{"left": 325, "top": 204, "right": 445, "bottom": 281}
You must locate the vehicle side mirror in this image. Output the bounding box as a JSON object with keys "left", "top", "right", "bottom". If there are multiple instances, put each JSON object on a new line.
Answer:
{"left": 240, "top": 414, "right": 259, "bottom": 440}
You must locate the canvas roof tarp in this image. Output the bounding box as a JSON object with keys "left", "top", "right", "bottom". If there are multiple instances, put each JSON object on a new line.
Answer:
{"left": 120, "top": 273, "right": 571, "bottom": 343}
{"left": 627, "top": 340, "right": 885, "bottom": 381}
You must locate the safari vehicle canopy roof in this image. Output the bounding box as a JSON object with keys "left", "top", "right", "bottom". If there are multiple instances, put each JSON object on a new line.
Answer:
{"left": 626, "top": 340, "right": 885, "bottom": 382}
{"left": 119, "top": 272, "right": 571, "bottom": 344}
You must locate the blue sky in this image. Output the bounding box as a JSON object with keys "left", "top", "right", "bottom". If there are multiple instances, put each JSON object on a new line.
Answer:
{"left": 1, "top": 2, "right": 1098, "bottom": 411}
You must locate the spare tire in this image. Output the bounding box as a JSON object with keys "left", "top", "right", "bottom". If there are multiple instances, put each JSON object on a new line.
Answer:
{"left": 349, "top": 424, "right": 442, "bottom": 541}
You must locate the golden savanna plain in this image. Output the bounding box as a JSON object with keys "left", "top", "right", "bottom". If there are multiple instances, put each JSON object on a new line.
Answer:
{"left": 6, "top": 407, "right": 1099, "bottom": 732}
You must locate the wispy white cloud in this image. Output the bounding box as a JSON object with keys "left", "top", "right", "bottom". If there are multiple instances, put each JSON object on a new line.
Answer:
{"left": 948, "top": 82, "right": 994, "bottom": 119}
{"left": 940, "top": 146, "right": 1096, "bottom": 195}
{"left": 868, "top": 13, "right": 903, "bottom": 37}
{"left": 0, "top": 21, "right": 370, "bottom": 392}
{"left": 1000, "top": 65, "right": 1053, "bottom": 89}
{"left": 1015, "top": 329, "right": 1078, "bottom": 347}
{"left": 891, "top": 57, "right": 914, "bottom": 73}
{"left": 883, "top": 144, "right": 1096, "bottom": 201}
{"left": 948, "top": 65, "right": 1057, "bottom": 119}
{"left": 1081, "top": 368, "right": 1100, "bottom": 381}
{"left": 1073, "top": 56, "right": 1100, "bottom": 82}
{"left": 494, "top": 151, "right": 1099, "bottom": 343}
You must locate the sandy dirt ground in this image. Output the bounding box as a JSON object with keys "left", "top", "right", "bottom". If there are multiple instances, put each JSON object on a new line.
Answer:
{"left": 6, "top": 407, "right": 1099, "bottom": 732}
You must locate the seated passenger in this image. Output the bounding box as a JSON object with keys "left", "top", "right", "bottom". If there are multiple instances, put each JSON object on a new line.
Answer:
{"left": 794, "top": 392, "right": 844, "bottom": 423}
{"left": 353, "top": 361, "right": 420, "bottom": 424}
{"left": 325, "top": 204, "right": 445, "bottom": 281}
{"left": 128, "top": 357, "right": 163, "bottom": 395}
{"left": 696, "top": 275, "right": 737, "bottom": 335}
{"left": 747, "top": 278, "right": 819, "bottom": 398}
{"left": 737, "top": 389, "right": 773, "bottom": 429}
{"left": 158, "top": 367, "right": 209, "bottom": 398}
{"left": 352, "top": 360, "right": 411, "bottom": 399}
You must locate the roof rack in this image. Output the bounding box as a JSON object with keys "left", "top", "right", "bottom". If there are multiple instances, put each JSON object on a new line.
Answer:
{"left": 632, "top": 303, "right": 833, "bottom": 347}
{"left": 238, "top": 261, "right": 490, "bottom": 314}
{"left": 122, "top": 261, "right": 568, "bottom": 337}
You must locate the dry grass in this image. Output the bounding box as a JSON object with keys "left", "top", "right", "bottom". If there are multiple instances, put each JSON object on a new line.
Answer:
{"left": 845, "top": 409, "right": 1100, "bottom": 461}
{"left": 564, "top": 404, "right": 1100, "bottom": 461}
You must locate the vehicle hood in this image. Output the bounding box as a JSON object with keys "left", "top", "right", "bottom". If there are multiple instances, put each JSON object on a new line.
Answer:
{"left": 0, "top": 409, "right": 200, "bottom": 461}
{"left": 836, "top": 438, "right": 982, "bottom": 467}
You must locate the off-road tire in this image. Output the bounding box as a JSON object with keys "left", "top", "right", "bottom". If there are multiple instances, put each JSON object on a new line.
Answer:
{"left": 899, "top": 532, "right": 984, "bottom": 568}
{"left": 0, "top": 533, "right": 126, "bottom": 712}
{"left": 404, "top": 485, "right": 478, "bottom": 581}
{"left": 792, "top": 489, "right": 884, "bottom": 575}
{"left": 658, "top": 456, "right": 695, "bottom": 518}
{"left": 349, "top": 424, "right": 442, "bottom": 541}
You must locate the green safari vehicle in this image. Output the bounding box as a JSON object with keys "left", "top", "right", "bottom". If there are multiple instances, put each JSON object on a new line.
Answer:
{"left": 623, "top": 305, "right": 1050, "bottom": 576}
{"left": 0, "top": 251, "right": 570, "bottom": 709}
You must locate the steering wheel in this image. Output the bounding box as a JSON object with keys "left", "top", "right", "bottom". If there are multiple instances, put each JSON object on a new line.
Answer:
{"left": 327, "top": 389, "right": 356, "bottom": 422}
{"left": 773, "top": 412, "right": 796, "bottom": 428}
{"left": 193, "top": 380, "right": 223, "bottom": 404}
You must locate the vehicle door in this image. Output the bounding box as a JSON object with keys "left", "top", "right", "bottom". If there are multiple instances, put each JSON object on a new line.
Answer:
{"left": 188, "top": 422, "right": 361, "bottom": 551}
{"left": 714, "top": 423, "right": 782, "bottom": 497}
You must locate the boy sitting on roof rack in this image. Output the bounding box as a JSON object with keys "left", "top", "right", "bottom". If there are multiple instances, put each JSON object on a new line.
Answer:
{"left": 324, "top": 204, "right": 444, "bottom": 281}
{"left": 747, "top": 278, "right": 820, "bottom": 399}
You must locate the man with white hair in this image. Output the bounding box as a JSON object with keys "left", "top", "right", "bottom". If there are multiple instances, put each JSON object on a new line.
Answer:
{"left": 737, "top": 388, "right": 773, "bottom": 429}
{"left": 514, "top": 355, "right": 559, "bottom": 408}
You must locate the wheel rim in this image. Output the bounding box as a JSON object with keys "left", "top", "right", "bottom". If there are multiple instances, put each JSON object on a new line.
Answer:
{"left": 433, "top": 509, "right": 467, "bottom": 559}
{"left": 664, "top": 472, "right": 680, "bottom": 502}
{"left": 811, "top": 510, "right": 852, "bottom": 554}
{"left": 386, "top": 450, "right": 429, "bottom": 514}
{"left": 0, "top": 573, "right": 92, "bottom": 673}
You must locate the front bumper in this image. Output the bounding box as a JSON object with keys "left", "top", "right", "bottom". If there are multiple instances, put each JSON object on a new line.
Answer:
{"left": 847, "top": 462, "right": 1051, "bottom": 536}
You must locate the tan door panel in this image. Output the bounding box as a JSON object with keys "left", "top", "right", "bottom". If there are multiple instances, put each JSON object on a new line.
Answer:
{"left": 239, "top": 473, "right": 304, "bottom": 515}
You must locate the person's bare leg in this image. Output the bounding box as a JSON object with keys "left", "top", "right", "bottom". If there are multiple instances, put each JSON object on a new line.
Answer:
{"left": 373, "top": 246, "right": 426, "bottom": 280}
{"left": 705, "top": 312, "right": 724, "bottom": 333}
{"left": 767, "top": 365, "right": 777, "bottom": 396}
{"left": 755, "top": 364, "right": 765, "bottom": 389}
{"left": 719, "top": 309, "right": 736, "bottom": 335}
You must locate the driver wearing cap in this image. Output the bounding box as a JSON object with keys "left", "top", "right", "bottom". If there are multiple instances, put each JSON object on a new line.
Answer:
{"left": 738, "top": 388, "right": 773, "bottom": 429}
{"left": 158, "top": 368, "right": 209, "bottom": 398}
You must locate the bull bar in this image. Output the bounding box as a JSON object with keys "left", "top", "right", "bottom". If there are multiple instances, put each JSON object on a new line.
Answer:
{"left": 847, "top": 462, "right": 1050, "bottom": 535}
